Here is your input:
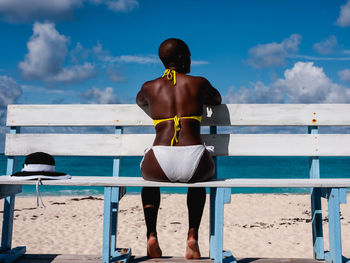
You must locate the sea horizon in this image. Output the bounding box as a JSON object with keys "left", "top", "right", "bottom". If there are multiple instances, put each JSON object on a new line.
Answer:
{"left": 1, "top": 154, "right": 349, "bottom": 196}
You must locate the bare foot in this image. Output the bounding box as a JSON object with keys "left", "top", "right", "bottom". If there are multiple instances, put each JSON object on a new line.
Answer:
{"left": 147, "top": 236, "right": 162, "bottom": 258}
{"left": 185, "top": 239, "right": 201, "bottom": 259}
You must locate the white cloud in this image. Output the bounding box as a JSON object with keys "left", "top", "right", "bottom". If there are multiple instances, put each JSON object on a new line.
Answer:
{"left": 191, "top": 60, "right": 209, "bottom": 66}
{"left": 275, "top": 62, "right": 350, "bottom": 103}
{"left": 339, "top": 69, "right": 350, "bottom": 82}
{"left": 247, "top": 34, "right": 302, "bottom": 68}
{"left": 70, "top": 42, "right": 90, "bottom": 63}
{"left": 117, "top": 55, "right": 158, "bottom": 64}
{"left": 106, "top": 0, "right": 139, "bottom": 12}
{"left": 99, "top": 54, "right": 158, "bottom": 64}
{"left": 19, "top": 22, "right": 95, "bottom": 84}
{"left": 19, "top": 22, "right": 69, "bottom": 79}
{"left": 21, "top": 85, "right": 78, "bottom": 95}
{"left": 0, "top": 0, "right": 83, "bottom": 23}
{"left": 288, "top": 54, "right": 350, "bottom": 61}
{"left": 48, "top": 62, "right": 96, "bottom": 83}
{"left": 336, "top": 0, "right": 350, "bottom": 27}
{"left": 0, "top": 75, "right": 22, "bottom": 152}
{"left": 224, "top": 82, "right": 283, "bottom": 103}
{"left": 0, "top": 75, "right": 22, "bottom": 108}
{"left": 93, "top": 42, "right": 157, "bottom": 64}
{"left": 313, "top": 35, "right": 338, "bottom": 55}
{"left": 0, "top": 0, "right": 139, "bottom": 23}
{"left": 225, "top": 62, "right": 350, "bottom": 103}
{"left": 107, "top": 67, "right": 125, "bottom": 82}
{"left": 80, "top": 87, "right": 119, "bottom": 104}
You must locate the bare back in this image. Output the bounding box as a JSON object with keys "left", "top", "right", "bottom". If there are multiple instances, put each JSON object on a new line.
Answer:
{"left": 137, "top": 72, "right": 221, "bottom": 146}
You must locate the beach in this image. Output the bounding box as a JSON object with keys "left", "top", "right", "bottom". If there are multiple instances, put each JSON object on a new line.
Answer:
{"left": 3, "top": 194, "right": 350, "bottom": 259}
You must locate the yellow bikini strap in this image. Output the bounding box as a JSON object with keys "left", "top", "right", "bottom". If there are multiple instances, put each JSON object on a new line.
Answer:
{"left": 162, "top": 69, "right": 176, "bottom": 86}
{"left": 153, "top": 117, "right": 174, "bottom": 127}
{"left": 180, "top": 115, "right": 202, "bottom": 123}
{"left": 153, "top": 115, "right": 202, "bottom": 146}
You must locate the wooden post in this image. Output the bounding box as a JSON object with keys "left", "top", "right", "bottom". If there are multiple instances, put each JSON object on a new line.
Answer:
{"left": 1, "top": 127, "right": 20, "bottom": 252}
{"left": 209, "top": 126, "right": 218, "bottom": 260}
{"left": 308, "top": 126, "right": 325, "bottom": 260}
{"left": 102, "top": 187, "right": 113, "bottom": 263}
{"left": 102, "top": 127, "right": 131, "bottom": 262}
{"left": 209, "top": 126, "right": 234, "bottom": 263}
{"left": 110, "top": 127, "right": 123, "bottom": 255}
{"left": 326, "top": 188, "right": 343, "bottom": 263}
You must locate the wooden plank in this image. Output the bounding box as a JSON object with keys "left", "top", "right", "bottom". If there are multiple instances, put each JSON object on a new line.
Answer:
{"left": 15, "top": 254, "right": 101, "bottom": 263}
{"left": 7, "top": 104, "right": 152, "bottom": 127}
{"left": 0, "top": 246, "right": 26, "bottom": 263}
{"left": 14, "top": 254, "right": 322, "bottom": 263}
{"left": 0, "top": 176, "right": 350, "bottom": 188}
{"left": 5, "top": 134, "right": 350, "bottom": 156}
{"left": 7, "top": 104, "right": 350, "bottom": 127}
{"left": 235, "top": 259, "right": 320, "bottom": 263}
{"left": 131, "top": 257, "right": 320, "bottom": 263}
{"left": 0, "top": 185, "right": 21, "bottom": 199}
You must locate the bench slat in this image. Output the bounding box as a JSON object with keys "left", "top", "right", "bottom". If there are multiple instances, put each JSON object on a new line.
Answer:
{"left": 0, "top": 176, "right": 350, "bottom": 188}
{"left": 5, "top": 134, "right": 350, "bottom": 156}
{"left": 7, "top": 104, "right": 350, "bottom": 126}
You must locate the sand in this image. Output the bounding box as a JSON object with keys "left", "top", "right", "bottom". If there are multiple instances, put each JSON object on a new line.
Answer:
{"left": 1, "top": 193, "right": 349, "bottom": 259}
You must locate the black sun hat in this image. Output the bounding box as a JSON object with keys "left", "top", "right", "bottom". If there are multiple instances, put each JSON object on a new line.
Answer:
{"left": 11, "top": 152, "right": 71, "bottom": 180}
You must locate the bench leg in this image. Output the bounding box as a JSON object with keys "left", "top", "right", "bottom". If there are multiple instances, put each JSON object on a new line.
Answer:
{"left": 102, "top": 187, "right": 131, "bottom": 263}
{"left": 1, "top": 195, "right": 15, "bottom": 251}
{"left": 311, "top": 187, "right": 325, "bottom": 260}
{"left": 210, "top": 187, "right": 222, "bottom": 262}
{"left": 325, "top": 188, "right": 343, "bottom": 263}
{"left": 210, "top": 187, "right": 236, "bottom": 263}
{"left": 308, "top": 129, "right": 325, "bottom": 261}
{"left": 0, "top": 195, "right": 26, "bottom": 263}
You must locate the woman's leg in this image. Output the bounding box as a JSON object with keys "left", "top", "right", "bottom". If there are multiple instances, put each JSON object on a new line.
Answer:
{"left": 186, "top": 187, "right": 206, "bottom": 259}
{"left": 142, "top": 187, "right": 162, "bottom": 257}
{"left": 185, "top": 149, "right": 214, "bottom": 258}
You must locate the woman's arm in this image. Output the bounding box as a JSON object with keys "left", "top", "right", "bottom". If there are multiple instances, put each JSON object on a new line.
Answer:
{"left": 202, "top": 78, "right": 221, "bottom": 106}
{"left": 136, "top": 84, "right": 148, "bottom": 107}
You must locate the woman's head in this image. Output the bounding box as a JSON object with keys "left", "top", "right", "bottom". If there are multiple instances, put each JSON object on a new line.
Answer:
{"left": 159, "top": 38, "right": 191, "bottom": 73}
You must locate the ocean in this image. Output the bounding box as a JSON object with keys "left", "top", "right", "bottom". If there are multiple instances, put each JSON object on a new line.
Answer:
{"left": 0, "top": 154, "right": 349, "bottom": 196}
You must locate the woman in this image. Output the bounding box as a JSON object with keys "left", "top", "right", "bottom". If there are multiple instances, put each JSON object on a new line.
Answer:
{"left": 136, "top": 38, "right": 221, "bottom": 259}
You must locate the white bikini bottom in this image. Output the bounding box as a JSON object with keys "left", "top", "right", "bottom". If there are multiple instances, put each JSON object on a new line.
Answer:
{"left": 141, "top": 145, "right": 214, "bottom": 183}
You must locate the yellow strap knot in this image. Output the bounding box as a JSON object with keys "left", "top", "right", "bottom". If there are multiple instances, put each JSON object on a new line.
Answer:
{"left": 162, "top": 69, "right": 176, "bottom": 86}
{"left": 171, "top": 115, "right": 181, "bottom": 146}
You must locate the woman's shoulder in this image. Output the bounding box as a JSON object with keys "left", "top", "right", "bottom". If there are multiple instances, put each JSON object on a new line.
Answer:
{"left": 141, "top": 77, "right": 162, "bottom": 90}
{"left": 180, "top": 74, "right": 211, "bottom": 88}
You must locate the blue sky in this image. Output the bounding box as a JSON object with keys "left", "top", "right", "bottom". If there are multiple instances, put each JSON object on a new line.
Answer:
{"left": 0, "top": 0, "right": 350, "bottom": 146}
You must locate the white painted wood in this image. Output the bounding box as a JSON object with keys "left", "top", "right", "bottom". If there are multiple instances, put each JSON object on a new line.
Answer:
{"left": 6, "top": 104, "right": 152, "bottom": 127}
{"left": 7, "top": 104, "right": 350, "bottom": 126}
{"left": 0, "top": 176, "right": 350, "bottom": 188}
{"left": 203, "top": 104, "right": 350, "bottom": 126}
{"left": 5, "top": 134, "right": 350, "bottom": 156}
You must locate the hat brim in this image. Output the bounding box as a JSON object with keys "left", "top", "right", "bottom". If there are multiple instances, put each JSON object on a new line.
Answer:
{"left": 10, "top": 171, "right": 71, "bottom": 180}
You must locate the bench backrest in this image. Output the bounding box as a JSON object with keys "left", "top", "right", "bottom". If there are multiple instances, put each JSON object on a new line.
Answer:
{"left": 5, "top": 104, "right": 350, "bottom": 157}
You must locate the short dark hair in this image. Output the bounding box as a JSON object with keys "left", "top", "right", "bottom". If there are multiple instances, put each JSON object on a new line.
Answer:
{"left": 158, "top": 38, "right": 190, "bottom": 68}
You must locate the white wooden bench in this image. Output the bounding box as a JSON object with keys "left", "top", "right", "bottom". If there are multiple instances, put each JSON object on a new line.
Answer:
{"left": 1, "top": 104, "right": 350, "bottom": 263}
